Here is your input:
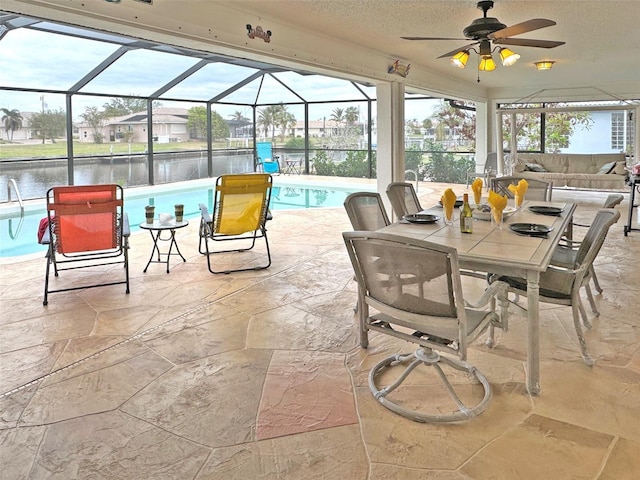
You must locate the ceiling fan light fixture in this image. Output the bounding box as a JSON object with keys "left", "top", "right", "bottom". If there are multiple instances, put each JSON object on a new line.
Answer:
{"left": 450, "top": 50, "right": 470, "bottom": 68}
{"left": 478, "top": 54, "right": 496, "bottom": 71}
{"left": 535, "top": 60, "right": 555, "bottom": 70}
{"left": 499, "top": 47, "right": 520, "bottom": 66}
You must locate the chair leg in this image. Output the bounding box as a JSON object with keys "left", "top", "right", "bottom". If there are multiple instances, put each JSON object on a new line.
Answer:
{"left": 590, "top": 266, "right": 603, "bottom": 294}
{"left": 358, "top": 287, "right": 368, "bottom": 348}
{"left": 486, "top": 295, "right": 510, "bottom": 348}
{"left": 368, "top": 348, "right": 492, "bottom": 423}
{"left": 584, "top": 283, "right": 600, "bottom": 318}
{"left": 124, "top": 244, "right": 131, "bottom": 294}
{"left": 572, "top": 300, "right": 594, "bottom": 366}
{"left": 43, "top": 252, "right": 51, "bottom": 306}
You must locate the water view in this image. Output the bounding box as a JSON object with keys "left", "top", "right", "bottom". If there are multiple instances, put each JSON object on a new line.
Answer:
{"left": 0, "top": 151, "right": 255, "bottom": 203}
{"left": 0, "top": 180, "right": 371, "bottom": 258}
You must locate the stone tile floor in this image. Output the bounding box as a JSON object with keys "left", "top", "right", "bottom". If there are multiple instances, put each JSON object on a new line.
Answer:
{"left": 1, "top": 181, "right": 639, "bottom": 479}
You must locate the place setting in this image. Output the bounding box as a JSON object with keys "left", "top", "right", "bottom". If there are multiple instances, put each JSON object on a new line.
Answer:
{"left": 509, "top": 223, "right": 554, "bottom": 237}
{"left": 528, "top": 205, "right": 564, "bottom": 216}
{"left": 402, "top": 213, "right": 440, "bottom": 224}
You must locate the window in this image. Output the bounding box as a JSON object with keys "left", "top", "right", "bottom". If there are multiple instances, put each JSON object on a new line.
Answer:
{"left": 611, "top": 112, "right": 624, "bottom": 150}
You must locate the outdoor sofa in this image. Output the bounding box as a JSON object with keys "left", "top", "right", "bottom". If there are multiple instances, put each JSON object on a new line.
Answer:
{"left": 512, "top": 152, "right": 628, "bottom": 190}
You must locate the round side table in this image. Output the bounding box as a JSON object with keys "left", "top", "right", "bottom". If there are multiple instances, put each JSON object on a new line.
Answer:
{"left": 139, "top": 220, "right": 189, "bottom": 273}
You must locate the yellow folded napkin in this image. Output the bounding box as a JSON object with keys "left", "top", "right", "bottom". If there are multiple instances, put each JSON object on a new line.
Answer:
{"left": 441, "top": 188, "right": 457, "bottom": 221}
{"left": 508, "top": 179, "right": 529, "bottom": 207}
{"left": 488, "top": 190, "right": 508, "bottom": 223}
{"left": 471, "top": 178, "right": 483, "bottom": 205}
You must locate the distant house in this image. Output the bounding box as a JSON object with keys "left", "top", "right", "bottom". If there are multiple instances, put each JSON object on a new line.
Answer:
{"left": 76, "top": 107, "right": 190, "bottom": 143}
{"left": 290, "top": 119, "right": 356, "bottom": 138}
{"left": 1, "top": 111, "right": 36, "bottom": 142}
{"left": 560, "top": 110, "right": 634, "bottom": 154}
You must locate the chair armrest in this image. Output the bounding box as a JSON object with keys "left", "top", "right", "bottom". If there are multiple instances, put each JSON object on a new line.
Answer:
{"left": 464, "top": 280, "right": 510, "bottom": 309}
{"left": 40, "top": 226, "right": 50, "bottom": 244}
{"left": 570, "top": 221, "right": 590, "bottom": 229}
{"left": 122, "top": 212, "right": 130, "bottom": 237}
{"left": 557, "top": 237, "right": 580, "bottom": 249}
{"left": 199, "top": 203, "right": 212, "bottom": 223}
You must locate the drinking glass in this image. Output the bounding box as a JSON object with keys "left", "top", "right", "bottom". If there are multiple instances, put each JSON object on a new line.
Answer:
{"left": 174, "top": 204, "right": 184, "bottom": 222}
{"left": 491, "top": 208, "right": 504, "bottom": 229}
{"left": 145, "top": 205, "right": 155, "bottom": 224}
{"left": 444, "top": 208, "right": 454, "bottom": 226}
{"left": 515, "top": 193, "right": 524, "bottom": 210}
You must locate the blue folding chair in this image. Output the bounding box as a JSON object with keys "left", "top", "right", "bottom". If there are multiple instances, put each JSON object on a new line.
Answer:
{"left": 256, "top": 142, "right": 280, "bottom": 174}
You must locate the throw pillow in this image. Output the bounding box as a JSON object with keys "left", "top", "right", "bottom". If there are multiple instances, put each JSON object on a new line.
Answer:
{"left": 598, "top": 161, "right": 617, "bottom": 174}
{"left": 525, "top": 163, "right": 547, "bottom": 172}
{"left": 613, "top": 161, "right": 628, "bottom": 175}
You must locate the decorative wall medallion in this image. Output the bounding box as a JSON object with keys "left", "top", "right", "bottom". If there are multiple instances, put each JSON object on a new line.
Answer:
{"left": 246, "top": 24, "right": 272, "bottom": 43}
{"left": 388, "top": 60, "right": 411, "bottom": 78}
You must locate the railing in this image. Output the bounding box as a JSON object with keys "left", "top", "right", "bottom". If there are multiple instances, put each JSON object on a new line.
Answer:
{"left": 7, "top": 179, "right": 24, "bottom": 214}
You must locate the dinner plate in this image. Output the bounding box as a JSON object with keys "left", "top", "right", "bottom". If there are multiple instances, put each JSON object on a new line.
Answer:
{"left": 528, "top": 205, "right": 564, "bottom": 216}
{"left": 510, "top": 223, "right": 553, "bottom": 236}
{"left": 438, "top": 197, "right": 464, "bottom": 208}
{"left": 473, "top": 205, "right": 516, "bottom": 221}
{"left": 403, "top": 213, "right": 440, "bottom": 224}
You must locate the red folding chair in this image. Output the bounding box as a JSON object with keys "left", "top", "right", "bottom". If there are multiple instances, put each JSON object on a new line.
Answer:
{"left": 41, "top": 184, "right": 130, "bottom": 305}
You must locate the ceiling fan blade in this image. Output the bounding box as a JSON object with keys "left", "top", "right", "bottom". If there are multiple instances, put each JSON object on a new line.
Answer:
{"left": 490, "top": 18, "right": 556, "bottom": 39}
{"left": 492, "top": 37, "right": 565, "bottom": 48}
{"left": 437, "top": 43, "right": 480, "bottom": 59}
{"left": 401, "top": 36, "right": 468, "bottom": 41}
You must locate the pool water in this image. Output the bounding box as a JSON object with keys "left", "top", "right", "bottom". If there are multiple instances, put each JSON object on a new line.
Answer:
{"left": 0, "top": 181, "right": 371, "bottom": 258}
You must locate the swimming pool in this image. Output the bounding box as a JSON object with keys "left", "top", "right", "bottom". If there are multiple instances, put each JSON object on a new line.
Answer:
{"left": 0, "top": 179, "right": 373, "bottom": 258}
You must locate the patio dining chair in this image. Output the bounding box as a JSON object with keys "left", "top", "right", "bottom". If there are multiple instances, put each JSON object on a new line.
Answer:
{"left": 255, "top": 141, "right": 280, "bottom": 174}
{"left": 343, "top": 191, "right": 390, "bottom": 231}
{"left": 41, "top": 184, "right": 130, "bottom": 306}
{"left": 554, "top": 194, "right": 623, "bottom": 295}
{"left": 490, "top": 176, "right": 553, "bottom": 201}
{"left": 490, "top": 208, "right": 620, "bottom": 366}
{"left": 386, "top": 182, "right": 423, "bottom": 219}
{"left": 466, "top": 152, "right": 498, "bottom": 190}
{"left": 343, "top": 231, "right": 509, "bottom": 423}
{"left": 343, "top": 192, "right": 391, "bottom": 312}
{"left": 198, "top": 173, "right": 273, "bottom": 274}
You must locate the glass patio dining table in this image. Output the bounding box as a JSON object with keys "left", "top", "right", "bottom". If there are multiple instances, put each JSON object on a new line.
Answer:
{"left": 378, "top": 199, "right": 577, "bottom": 395}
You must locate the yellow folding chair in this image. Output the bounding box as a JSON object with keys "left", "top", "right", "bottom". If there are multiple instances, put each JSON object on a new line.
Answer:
{"left": 198, "top": 173, "right": 273, "bottom": 274}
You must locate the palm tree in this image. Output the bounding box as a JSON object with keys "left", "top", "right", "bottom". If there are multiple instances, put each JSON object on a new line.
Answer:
{"left": 1, "top": 108, "right": 23, "bottom": 142}
{"left": 344, "top": 106, "right": 359, "bottom": 125}
{"left": 258, "top": 106, "right": 279, "bottom": 139}
{"left": 273, "top": 104, "right": 296, "bottom": 140}
{"left": 229, "top": 110, "right": 248, "bottom": 122}
{"left": 330, "top": 107, "right": 345, "bottom": 124}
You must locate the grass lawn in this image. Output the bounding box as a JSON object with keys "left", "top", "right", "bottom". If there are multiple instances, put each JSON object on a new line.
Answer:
{"left": 0, "top": 140, "right": 231, "bottom": 159}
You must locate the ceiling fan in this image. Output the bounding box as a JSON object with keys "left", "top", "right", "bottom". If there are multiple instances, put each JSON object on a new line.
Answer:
{"left": 401, "top": 0, "right": 564, "bottom": 71}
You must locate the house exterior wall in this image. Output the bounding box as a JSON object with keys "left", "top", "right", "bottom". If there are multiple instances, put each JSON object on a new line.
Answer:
{"left": 562, "top": 110, "right": 620, "bottom": 154}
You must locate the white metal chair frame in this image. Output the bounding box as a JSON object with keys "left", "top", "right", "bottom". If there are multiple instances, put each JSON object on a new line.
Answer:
{"left": 555, "top": 194, "right": 623, "bottom": 294}
{"left": 490, "top": 176, "right": 553, "bottom": 201}
{"left": 344, "top": 231, "right": 509, "bottom": 423}
{"left": 386, "top": 182, "right": 423, "bottom": 219}
{"left": 466, "top": 152, "right": 498, "bottom": 190}
{"left": 491, "top": 208, "right": 620, "bottom": 366}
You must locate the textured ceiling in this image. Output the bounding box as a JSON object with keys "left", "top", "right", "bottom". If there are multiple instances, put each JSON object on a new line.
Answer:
{"left": 236, "top": 0, "right": 640, "bottom": 95}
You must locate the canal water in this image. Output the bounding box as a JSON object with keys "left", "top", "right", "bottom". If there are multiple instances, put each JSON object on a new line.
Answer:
{"left": 0, "top": 150, "right": 255, "bottom": 202}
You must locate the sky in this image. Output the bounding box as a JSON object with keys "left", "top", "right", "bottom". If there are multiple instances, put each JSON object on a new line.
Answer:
{"left": 0, "top": 24, "right": 439, "bottom": 123}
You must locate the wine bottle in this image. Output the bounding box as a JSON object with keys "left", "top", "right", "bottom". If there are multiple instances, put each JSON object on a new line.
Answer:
{"left": 460, "top": 193, "right": 473, "bottom": 233}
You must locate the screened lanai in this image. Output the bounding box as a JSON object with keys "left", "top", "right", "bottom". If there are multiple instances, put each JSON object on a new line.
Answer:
{"left": 1, "top": 10, "right": 460, "bottom": 202}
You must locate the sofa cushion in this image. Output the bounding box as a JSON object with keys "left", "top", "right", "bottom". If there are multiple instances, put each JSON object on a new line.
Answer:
{"left": 598, "top": 161, "right": 617, "bottom": 174}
